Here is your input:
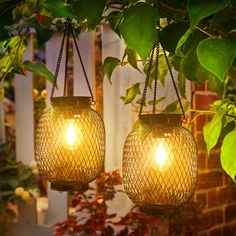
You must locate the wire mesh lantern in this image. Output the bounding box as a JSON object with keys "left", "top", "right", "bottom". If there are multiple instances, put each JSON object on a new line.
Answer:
{"left": 123, "top": 29, "right": 198, "bottom": 214}
{"left": 35, "top": 19, "right": 105, "bottom": 191}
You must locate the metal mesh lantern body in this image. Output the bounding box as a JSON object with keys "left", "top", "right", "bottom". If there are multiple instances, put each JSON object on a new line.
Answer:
{"left": 35, "top": 97, "right": 105, "bottom": 191}
{"left": 123, "top": 114, "right": 197, "bottom": 213}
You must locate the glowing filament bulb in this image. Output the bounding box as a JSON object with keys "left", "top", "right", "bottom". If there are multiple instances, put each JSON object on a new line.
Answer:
{"left": 63, "top": 120, "right": 82, "bottom": 150}
{"left": 154, "top": 140, "right": 172, "bottom": 171}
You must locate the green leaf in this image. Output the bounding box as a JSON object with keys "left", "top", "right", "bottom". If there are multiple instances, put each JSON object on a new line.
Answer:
{"left": 197, "top": 37, "right": 236, "bottom": 81}
{"left": 43, "top": 0, "right": 77, "bottom": 19}
{"left": 175, "top": 29, "right": 192, "bottom": 57}
{"left": 125, "top": 48, "right": 140, "bottom": 71}
{"left": 187, "top": 0, "right": 231, "bottom": 28}
{"left": 102, "top": 57, "right": 120, "bottom": 83}
{"left": 221, "top": 127, "right": 236, "bottom": 182}
{"left": 22, "top": 61, "right": 54, "bottom": 84}
{"left": 177, "top": 72, "right": 186, "bottom": 98}
{"left": 164, "top": 101, "right": 178, "bottom": 112}
{"left": 203, "top": 110, "right": 224, "bottom": 154}
{"left": 78, "top": 0, "right": 106, "bottom": 28}
{"left": 148, "top": 97, "right": 165, "bottom": 106}
{"left": 0, "top": 88, "right": 4, "bottom": 101}
{"left": 0, "top": 35, "right": 26, "bottom": 81}
{"left": 161, "top": 23, "right": 188, "bottom": 54}
{"left": 120, "top": 3, "right": 159, "bottom": 62}
{"left": 123, "top": 83, "right": 141, "bottom": 104}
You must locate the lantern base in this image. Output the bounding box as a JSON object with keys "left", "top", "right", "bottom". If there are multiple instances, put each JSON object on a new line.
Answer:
{"left": 139, "top": 206, "right": 179, "bottom": 216}
{"left": 51, "top": 182, "right": 89, "bottom": 192}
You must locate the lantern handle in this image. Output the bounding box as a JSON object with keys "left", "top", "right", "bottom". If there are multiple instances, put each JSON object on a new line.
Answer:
{"left": 138, "top": 27, "right": 186, "bottom": 121}
{"left": 50, "top": 17, "right": 95, "bottom": 105}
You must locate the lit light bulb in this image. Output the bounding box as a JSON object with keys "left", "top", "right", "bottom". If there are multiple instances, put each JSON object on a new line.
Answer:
{"left": 63, "top": 119, "right": 83, "bottom": 150}
{"left": 154, "top": 139, "right": 172, "bottom": 171}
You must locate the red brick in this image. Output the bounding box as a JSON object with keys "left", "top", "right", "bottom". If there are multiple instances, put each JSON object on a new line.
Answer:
{"left": 220, "top": 186, "right": 236, "bottom": 205}
{"left": 194, "top": 82, "right": 206, "bottom": 91}
{"left": 198, "top": 152, "right": 206, "bottom": 170}
{"left": 195, "top": 94, "right": 218, "bottom": 110}
{"left": 197, "top": 132, "right": 207, "bottom": 151}
{"left": 195, "top": 192, "right": 207, "bottom": 209}
{"left": 208, "top": 188, "right": 221, "bottom": 208}
{"left": 194, "top": 209, "right": 223, "bottom": 231}
{"left": 197, "top": 171, "right": 223, "bottom": 190}
{"left": 209, "top": 228, "right": 222, "bottom": 236}
{"left": 208, "top": 150, "right": 221, "bottom": 169}
{"left": 208, "top": 186, "right": 236, "bottom": 208}
{"left": 225, "top": 203, "right": 236, "bottom": 222}
{"left": 223, "top": 224, "right": 236, "bottom": 235}
{"left": 196, "top": 114, "right": 207, "bottom": 132}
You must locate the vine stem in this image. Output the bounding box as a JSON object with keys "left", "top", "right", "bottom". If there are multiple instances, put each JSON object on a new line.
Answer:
{"left": 195, "top": 26, "right": 215, "bottom": 38}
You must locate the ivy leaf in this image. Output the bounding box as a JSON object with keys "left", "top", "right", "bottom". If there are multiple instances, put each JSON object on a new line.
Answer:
{"left": 125, "top": 48, "right": 140, "bottom": 72}
{"left": 120, "top": 3, "right": 159, "bottom": 62}
{"left": 175, "top": 29, "right": 192, "bottom": 57}
{"left": 0, "top": 88, "right": 4, "bottom": 101}
{"left": 22, "top": 61, "right": 54, "bottom": 84}
{"left": 203, "top": 110, "right": 224, "bottom": 154}
{"left": 78, "top": 0, "right": 106, "bottom": 29}
{"left": 164, "top": 101, "right": 178, "bottom": 112}
{"left": 0, "top": 35, "right": 26, "bottom": 81}
{"left": 187, "top": 0, "right": 231, "bottom": 28}
{"left": 221, "top": 127, "right": 236, "bottom": 182}
{"left": 197, "top": 37, "right": 236, "bottom": 81}
{"left": 43, "top": 0, "right": 77, "bottom": 19}
{"left": 161, "top": 23, "right": 188, "bottom": 54}
{"left": 148, "top": 97, "right": 165, "bottom": 106}
{"left": 122, "top": 83, "right": 141, "bottom": 104}
{"left": 102, "top": 57, "right": 120, "bottom": 84}
{"left": 177, "top": 72, "right": 186, "bottom": 98}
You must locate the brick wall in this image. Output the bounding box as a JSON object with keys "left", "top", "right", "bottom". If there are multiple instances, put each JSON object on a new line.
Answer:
{"left": 192, "top": 82, "right": 236, "bottom": 236}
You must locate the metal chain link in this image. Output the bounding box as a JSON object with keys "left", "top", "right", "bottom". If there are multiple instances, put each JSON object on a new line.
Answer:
{"left": 158, "top": 30, "right": 186, "bottom": 119}
{"left": 152, "top": 39, "right": 160, "bottom": 114}
{"left": 138, "top": 45, "right": 156, "bottom": 116}
{"left": 71, "top": 29, "right": 95, "bottom": 105}
{"left": 50, "top": 23, "right": 68, "bottom": 98}
{"left": 63, "top": 19, "right": 72, "bottom": 96}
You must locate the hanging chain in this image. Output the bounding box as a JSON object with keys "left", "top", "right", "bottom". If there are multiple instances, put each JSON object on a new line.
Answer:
{"left": 63, "top": 18, "right": 72, "bottom": 96}
{"left": 50, "top": 17, "right": 95, "bottom": 104}
{"left": 138, "top": 45, "right": 156, "bottom": 116}
{"left": 50, "top": 22, "right": 68, "bottom": 98}
{"left": 152, "top": 39, "right": 160, "bottom": 114}
{"left": 158, "top": 30, "right": 186, "bottom": 120}
{"left": 71, "top": 29, "right": 95, "bottom": 104}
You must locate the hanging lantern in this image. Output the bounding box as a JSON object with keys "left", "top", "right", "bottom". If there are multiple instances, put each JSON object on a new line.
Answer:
{"left": 122, "top": 29, "right": 197, "bottom": 214}
{"left": 35, "top": 19, "right": 105, "bottom": 191}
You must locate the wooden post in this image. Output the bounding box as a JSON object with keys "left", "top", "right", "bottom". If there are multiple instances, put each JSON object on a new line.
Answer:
{"left": 45, "top": 33, "right": 68, "bottom": 225}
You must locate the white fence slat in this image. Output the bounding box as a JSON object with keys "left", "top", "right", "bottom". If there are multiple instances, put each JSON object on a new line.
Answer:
{"left": 73, "top": 32, "right": 95, "bottom": 96}
{"left": 14, "top": 38, "right": 34, "bottom": 165}
{"left": 14, "top": 36, "right": 37, "bottom": 225}
{"left": 45, "top": 33, "right": 68, "bottom": 225}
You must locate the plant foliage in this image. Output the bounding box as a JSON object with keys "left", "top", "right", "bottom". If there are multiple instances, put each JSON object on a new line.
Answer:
{"left": 0, "top": 0, "right": 236, "bottom": 180}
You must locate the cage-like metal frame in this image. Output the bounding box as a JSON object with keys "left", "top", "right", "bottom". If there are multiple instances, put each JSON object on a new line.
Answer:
{"left": 35, "top": 96, "right": 105, "bottom": 191}
{"left": 123, "top": 114, "right": 197, "bottom": 214}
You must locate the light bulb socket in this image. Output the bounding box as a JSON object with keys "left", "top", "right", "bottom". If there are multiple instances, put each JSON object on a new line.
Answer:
{"left": 139, "top": 113, "right": 182, "bottom": 126}
{"left": 51, "top": 96, "right": 91, "bottom": 108}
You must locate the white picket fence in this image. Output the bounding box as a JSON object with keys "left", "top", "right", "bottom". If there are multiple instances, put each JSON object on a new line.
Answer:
{"left": 1, "top": 26, "right": 191, "bottom": 235}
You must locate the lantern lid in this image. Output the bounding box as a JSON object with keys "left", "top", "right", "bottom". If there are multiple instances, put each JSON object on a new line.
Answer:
{"left": 139, "top": 113, "right": 182, "bottom": 126}
{"left": 51, "top": 96, "right": 91, "bottom": 108}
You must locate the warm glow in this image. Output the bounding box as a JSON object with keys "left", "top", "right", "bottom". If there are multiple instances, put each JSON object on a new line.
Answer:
{"left": 63, "top": 119, "right": 83, "bottom": 150}
{"left": 154, "top": 139, "right": 172, "bottom": 171}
